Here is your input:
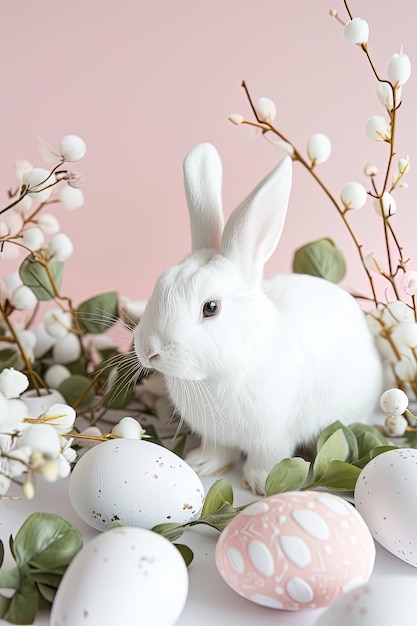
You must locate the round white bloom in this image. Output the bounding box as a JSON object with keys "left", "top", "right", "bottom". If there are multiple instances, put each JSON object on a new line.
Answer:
{"left": 59, "top": 186, "right": 84, "bottom": 210}
{"left": 0, "top": 242, "right": 20, "bottom": 262}
{"left": 43, "top": 308, "right": 72, "bottom": 339}
{"left": 43, "top": 403, "right": 76, "bottom": 434}
{"left": 384, "top": 413, "right": 408, "bottom": 437}
{"left": 382, "top": 300, "right": 414, "bottom": 326}
{"left": 395, "top": 357, "right": 417, "bottom": 383}
{"left": 33, "top": 322, "right": 56, "bottom": 358}
{"left": 7, "top": 399, "right": 28, "bottom": 425}
{"left": 254, "top": 97, "right": 277, "bottom": 124}
{"left": 340, "top": 181, "right": 368, "bottom": 209}
{"left": 363, "top": 251, "right": 382, "bottom": 273}
{"left": 373, "top": 191, "right": 397, "bottom": 217}
{"left": 10, "top": 285, "right": 38, "bottom": 311}
{"left": 366, "top": 115, "right": 391, "bottom": 141}
{"left": 228, "top": 114, "right": 244, "bottom": 125}
{"left": 388, "top": 51, "right": 411, "bottom": 86}
{"left": 398, "top": 156, "right": 410, "bottom": 175}
{"left": 16, "top": 330, "right": 37, "bottom": 362}
{"left": 111, "top": 416, "right": 144, "bottom": 439}
{"left": 3, "top": 272, "right": 21, "bottom": 292}
{"left": 392, "top": 321, "right": 417, "bottom": 349}
{"left": 307, "top": 133, "right": 331, "bottom": 164}
{"left": 14, "top": 159, "right": 33, "bottom": 182}
{"left": 59, "top": 135, "right": 87, "bottom": 162}
{"left": 48, "top": 232, "right": 74, "bottom": 262}
{"left": 3, "top": 209, "right": 23, "bottom": 236}
{"left": 13, "top": 195, "right": 33, "bottom": 217}
{"left": 23, "top": 168, "right": 57, "bottom": 203}
{"left": 344, "top": 17, "right": 369, "bottom": 45}
{"left": 0, "top": 369, "right": 29, "bottom": 399}
{"left": 377, "top": 82, "right": 395, "bottom": 110}
{"left": 21, "top": 227, "right": 45, "bottom": 251}
{"left": 380, "top": 388, "right": 409, "bottom": 415}
{"left": 37, "top": 213, "right": 60, "bottom": 235}
{"left": 52, "top": 333, "right": 82, "bottom": 364}
{"left": 402, "top": 270, "right": 417, "bottom": 296}
{"left": 364, "top": 162, "right": 379, "bottom": 177}
{"left": 7, "top": 446, "right": 32, "bottom": 478}
{"left": 18, "top": 423, "right": 61, "bottom": 458}
{"left": 44, "top": 364, "right": 71, "bottom": 389}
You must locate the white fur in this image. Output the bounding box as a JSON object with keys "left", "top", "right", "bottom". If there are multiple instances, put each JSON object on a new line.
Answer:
{"left": 134, "top": 143, "right": 383, "bottom": 493}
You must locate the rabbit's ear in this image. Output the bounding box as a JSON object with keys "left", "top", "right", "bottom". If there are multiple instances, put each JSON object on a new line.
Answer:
{"left": 221, "top": 156, "right": 293, "bottom": 285}
{"left": 183, "top": 143, "right": 224, "bottom": 251}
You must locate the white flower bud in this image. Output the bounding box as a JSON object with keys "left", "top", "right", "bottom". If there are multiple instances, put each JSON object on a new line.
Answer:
{"left": 392, "top": 321, "right": 417, "bottom": 349}
{"left": 3, "top": 210, "right": 23, "bottom": 236}
{"left": 33, "top": 323, "right": 56, "bottom": 358}
{"left": 59, "top": 185, "right": 84, "bottom": 210}
{"left": 0, "top": 368, "right": 29, "bottom": 399}
{"left": 43, "top": 308, "right": 72, "bottom": 339}
{"left": 398, "top": 156, "right": 410, "bottom": 175}
{"left": 228, "top": 114, "right": 244, "bottom": 125}
{"left": 47, "top": 232, "right": 74, "bottom": 261}
{"left": 19, "top": 423, "right": 61, "bottom": 458}
{"left": 22, "top": 480, "right": 35, "bottom": 500}
{"left": 377, "top": 82, "right": 395, "bottom": 110}
{"left": 380, "top": 387, "right": 409, "bottom": 415}
{"left": 13, "top": 195, "right": 33, "bottom": 217}
{"left": 23, "top": 168, "right": 57, "bottom": 203}
{"left": 36, "top": 213, "right": 60, "bottom": 235}
{"left": 344, "top": 17, "right": 369, "bottom": 45}
{"left": 3, "top": 272, "right": 21, "bottom": 292}
{"left": 16, "top": 330, "right": 37, "bottom": 363}
{"left": 266, "top": 137, "right": 295, "bottom": 157}
{"left": 21, "top": 227, "right": 45, "bottom": 251}
{"left": 59, "top": 135, "right": 87, "bottom": 162}
{"left": 366, "top": 115, "right": 391, "bottom": 141}
{"left": 307, "top": 133, "right": 331, "bottom": 164}
{"left": 402, "top": 270, "right": 417, "bottom": 296}
{"left": 363, "top": 251, "right": 382, "bottom": 273}
{"left": 52, "top": 333, "right": 82, "bottom": 364}
{"left": 14, "top": 160, "right": 33, "bottom": 182}
{"left": 388, "top": 51, "right": 411, "bottom": 86}
{"left": 44, "top": 364, "right": 71, "bottom": 389}
{"left": 340, "top": 181, "right": 368, "bottom": 209}
{"left": 37, "top": 459, "right": 60, "bottom": 482}
{"left": 383, "top": 300, "right": 414, "bottom": 324}
{"left": 0, "top": 242, "right": 20, "bottom": 262}
{"left": 384, "top": 413, "right": 408, "bottom": 437}
{"left": 373, "top": 191, "right": 397, "bottom": 217}
{"left": 43, "top": 403, "right": 76, "bottom": 434}
{"left": 111, "top": 416, "right": 144, "bottom": 439}
{"left": 9, "top": 285, "right": 38, "bottom": 311}
{"left": 395, "top": 358, "right": 417, "bottom": 383}
{"left": 254, "top": 97, "right": 277, "bottom": 124}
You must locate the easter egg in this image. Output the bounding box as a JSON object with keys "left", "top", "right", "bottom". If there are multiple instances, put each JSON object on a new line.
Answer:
{"left": 354, "top": 447, "right": 417, "bottom": 567}
{"left": 50, "top": 526, "right": 188, "bottom": 626}
{"left": 215, "top": 491, "right": 375, "bottom": 610}
{"left": 316, "top": 575, "right": 417, "bottom": 626}
{"left": 69, "top": 438, "right": 204, "bottom": 530}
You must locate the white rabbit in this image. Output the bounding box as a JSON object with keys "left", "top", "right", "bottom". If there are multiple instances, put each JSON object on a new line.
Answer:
{"left": 134, "top": 143, "right": 383, "bottom": 494}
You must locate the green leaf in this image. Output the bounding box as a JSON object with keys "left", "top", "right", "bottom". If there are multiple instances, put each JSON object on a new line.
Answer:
{"left": 151, "top": 523, "right": 184, "bottom": 542}
{"left": 0, "top": 540, "right": 4, "bottom": 569}
{"left": 293, "top": 238, "right": 346, "bottom": 283}
{"left": 265, "top": 457, "right": 310, "bottom": 495}
{"left": 309, "top": 459, "right": 362, "bottom": 491}
{"left": 312, "top": 428, "right": 351, "bottom": 482}
{"left": 354, "top": 445, "right": 398, "bottom": 469}
{"left": 12, "top": 512, "right": 83, "bottom": 570}
{"left": 201, "top": 479, "right": 234, "bottom": 516}
{"left": 76, "top": 292, "right": 119, "bottom": 334}
{"left": 172, "top": 434, "right": 187, "bottom": 459}
{"left": 0, "top": 349, "right": 23, "bottom": 370}
{"left": 193, "top": 502, "right": 238, "bottom": 533}
{"left": 35, "top": 583, "right": 56, "bottom": 604}
{"left": 2, "top": 577, "right": 39, "bottom": 625}
{"left": 174, "top": 543, "right": 194, "bottom": 567}
{"left": 317, "top": 420, "right": 358, "bottom": 463}
{"left": 19, "top": 256, "right": 64, "bottom": 301}
{"left": 58, "top": 374, "right": 95, "bottom": 407}
{"left": 105, "top": 367, "right": 135, "bottom": 409}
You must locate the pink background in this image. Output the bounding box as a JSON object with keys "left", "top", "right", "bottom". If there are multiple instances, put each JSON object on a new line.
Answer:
{"left": 1, "top": 0, "right": 416, "bottom": 306}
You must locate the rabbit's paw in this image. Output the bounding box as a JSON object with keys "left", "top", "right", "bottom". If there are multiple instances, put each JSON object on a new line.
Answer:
{"left": 185, "top": 443, "right": 240, "bottom": 476}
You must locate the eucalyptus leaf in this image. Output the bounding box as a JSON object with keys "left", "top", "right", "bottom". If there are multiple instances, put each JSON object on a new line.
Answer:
{"left": 12, "top": 512, "right": 83, "bottom": 570}
{"left": 36, "top": 583, "right": 56, "bottom": 604}
{"left": 0, "top": 566, "right": 20, "bottom": 590}
{"left": 265, "top": 457, "right": 310, "bottom": 496}
{"left": 308, "top": 459, "right": 361, "bottom": 491}
{"left": 201, "top": 479, "right": 234, "bottom": 516}
{"left": 0, "top": 349, "right": 22, "bottom": 370}
{"left": 192, "top": 502, "right": 238, "bottom": 533}
{"left": 354, "top": 445, "right": 398, "bottom": 469}
{"left": 317, "top": 420, "right": 358, "bottom": 463}
{"left": 355, "top": 430, "right": 389, "bottom": 460}
{"left": 293, "top": 238, "right": 346, "bottom": 283}
{"left": 105, "top": 367, "right": 135, "bottom": 409}
{"left": 19, "top": 256, "right": 64, "bottom": 301}
{"left": 174, "top": 543, "right": 194, "bottom": 567}
{"left": 312, "top": 428, "right": 351, "bottom": 482}
{"left": 151, "top": 523, "right": 184, "bottom": 542}
{"left": 58, "top": 374, "right": 95, "bottom": 407}
{"left": 2, "top": 577, "right": 39, "bottom": 625}
{"left": 76, "top": 292, "right": 119, "bottom": 334}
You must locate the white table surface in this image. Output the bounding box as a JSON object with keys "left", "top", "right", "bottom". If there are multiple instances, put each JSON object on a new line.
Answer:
{"left": 0, "top": 462, "right": 415, "bottom": 626}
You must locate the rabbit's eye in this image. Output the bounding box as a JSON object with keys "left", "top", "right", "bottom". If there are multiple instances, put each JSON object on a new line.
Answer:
{"left": 202, "top": 299, "right": 220, "bottom": 318}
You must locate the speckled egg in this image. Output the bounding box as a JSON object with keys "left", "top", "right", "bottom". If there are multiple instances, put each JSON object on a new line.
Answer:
{"left": 69, "top": 439, "right": 204, "bottom": 530}
{"left": 354, "top": 447, "right": 417, "bottom": 567}
{"left": 215, "top": 491, "right": 375, "bottom": 610}
{"left": 50, "top": 526, "right": 189, "bottom": 626}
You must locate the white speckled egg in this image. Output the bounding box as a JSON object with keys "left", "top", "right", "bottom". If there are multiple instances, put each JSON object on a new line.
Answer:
{"left": 69, "top": 439, "right": 204, "bottom": 530}
{"left": 316, "top": 575, "right": 417, "bottom": 626}
{"left": 354, "top": 447, "right": 417, "bottom": 567}
{"left": 215, "top": 491, "right": 375, "bottom": 610}
{"left": 50, "top": 526, "right": 188, "bottom": 626}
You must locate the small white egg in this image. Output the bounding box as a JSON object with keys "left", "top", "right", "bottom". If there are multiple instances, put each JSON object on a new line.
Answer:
{"left": 355, "top": 448, "right": 417, "bottom": 567}
{"left": 50, "top": 526, "right": 188, "bottom": 626}
{"left": 69, "top": 439, "right": 204, "bottom": 530}
{"left": 316, "top": 575, "right": 417, "bottom": 625}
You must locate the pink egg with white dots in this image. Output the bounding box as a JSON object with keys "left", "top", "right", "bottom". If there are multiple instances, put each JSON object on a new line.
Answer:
{"left": 215, "top": 491, "right": 375, "bottom": 611}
